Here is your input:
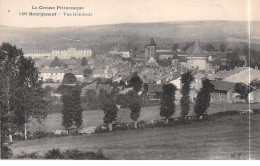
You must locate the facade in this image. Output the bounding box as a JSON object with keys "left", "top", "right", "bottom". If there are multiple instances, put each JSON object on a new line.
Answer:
{"left": 210, "top": 80, "right": 246, "bottom": 104}
{"left": 24, "top": 53, "right": 51, "bottom": 59}
{"left": 39, "top": 68, "right": 65, "bottom": 82}
{"left": 145, "top": 38, "right": 156, "bottom": 59}
{"left": 185, "top": 41, "right": 208, "bottom": 70}
{"left": 249, "top": 89, "right": 260, "bottom": 103}
{"left": 50, "top": 48, "right": 92, "bottom": 59}
{"left": 24, "top": 48, "right": 92, "bottom": 59}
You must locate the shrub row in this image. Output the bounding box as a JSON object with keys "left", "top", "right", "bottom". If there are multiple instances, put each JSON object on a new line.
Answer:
{"left": 15, "top": 148, "right": 108, "bottom": 160}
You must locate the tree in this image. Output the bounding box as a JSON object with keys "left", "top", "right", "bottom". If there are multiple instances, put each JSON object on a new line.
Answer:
{"left": 61, "top": 92, "right": 74, "bottom": 131}
{"left": 83, "top": 68, "right": 93, "bottom": 78}
{"left": 160, "top": 84, "right": 177, "bottom": 123}
{"left": 128, "top": 91, "right": 141, "bottom": 128}
{"left": 172, "top": 43, "right": 179, "bottom": 51}
{"left": 81, "top": 57, "right": 88, "bottom": 67}
{"left": 194, "top": 79, "right": 214, "bottom": 118}
{"left": 62, "top": 73, "right": 77, "bottom": 84}
{"left": 50, "top": 57, "right": 61, "bottom": 67}
{"left": 129, "top": 73, "right": 143, "bottom": 92}
{"left": 62, "top": 64, "right": 68, "bottom": 69}
{"left": 61, "top": 86, "right": 83, "bottom": 131}
{"left": 227, "top": 51, "right": 244, "bottom": 69}
{"left": 102, "top": 92, "right": 118, "bottom": 131}
{"left": 234, "top": 82, "right": 251, "bottom": 101}
{"left": 180, "top": 71, "right": 194, "bottom": 119}
{"left": 72, "top": 86, "right": 83, "bottom": 129}
{"left": 250, "top": 79, "right": 260, "bottom": 89}
{"left": 43, "top": 85, "right": 53, "bottom": 98}
{"left": 0, "top": 42, "right": 47, "bottom": 143}
{"left": 203, "top": 44, "right": 217, "bottom": 52}
{"left": 220, "top": 44, "right": 226, "bottom": 52}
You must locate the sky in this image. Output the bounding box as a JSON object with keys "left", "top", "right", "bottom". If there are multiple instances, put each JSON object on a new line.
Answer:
{"left": 0, "top": 0, "right": 259, "bottom": 28}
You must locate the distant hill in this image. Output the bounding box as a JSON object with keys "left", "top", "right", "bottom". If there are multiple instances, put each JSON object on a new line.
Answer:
{"left": 0, "top": 21, "right": 260, "bottom": 53}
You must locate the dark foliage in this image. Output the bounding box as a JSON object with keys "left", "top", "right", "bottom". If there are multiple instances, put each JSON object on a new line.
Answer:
{"left": 180, "top": 71, "right": 194, "bottom": 118}
{"left": 62, "top": 73, "right": 77, "bottom": 84}
{"left": 129, "top": 73, "right": 143, "bottom": 92}
{"left": 194, "top": 79, "right": 214, "bottom": 118}
{"left": 226, "top": 51, "right": 245, "bottom": 69}
{"left": 128, "top": 91, "right": 141, "bottom": 121}
{"left": 49, "top": 57, "right": 62, "bottom": 67}
{"left": 0, "top": 42, "right": 47, "bottom": 143}
{"left": 1, "top": 145, "right": 13, "bottom": 159}
{"left": 234, "top": 83, "right": 252, "bottom": 100}
{"left": 61, "top": 86, "right": 83, "bottom": 130}
{"left": 160, "top": 84, "right": 177, "bottom": 121}
{"left": 83, "top": 68, "right": 93, "bottom": 78}
{"left": 81, "top": 57, "right": 88, "bottom": 66}
{"left": 16, "top": 148, "right": 108, "bottom": 160}
{"left": 102, "top": 92, "right": 118, "bottom": 124}
{"left": 220, "top": 44, "right": 226, "bottom": 52}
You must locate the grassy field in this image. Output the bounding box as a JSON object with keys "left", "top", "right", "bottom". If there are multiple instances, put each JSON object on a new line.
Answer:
{"left": 28, "top": 103, "right": 260, "bottom": 132}
{"left": 11, "top": 113, "right": 260, "bottom": 159}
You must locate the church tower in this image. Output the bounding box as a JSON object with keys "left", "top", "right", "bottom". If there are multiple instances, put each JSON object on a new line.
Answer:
{"left": 145, "top": 38, "right": 157, "bottom": 59}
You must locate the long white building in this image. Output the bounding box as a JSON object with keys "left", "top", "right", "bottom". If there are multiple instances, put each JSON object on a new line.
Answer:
{"left": 24, "top": 48, "right": 92, "bottom": 59}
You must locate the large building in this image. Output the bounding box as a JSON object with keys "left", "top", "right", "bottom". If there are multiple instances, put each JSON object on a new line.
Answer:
{"left": 145, "top": 38, "right": 157, "bottom": 59}
{"left": 185, "top": 41, "right": 208, "bottom": 70}
{"left": 24, "top": 48, "right": 92, "bottom": 59}
{"left": 39, "top": 68, "right": 65, "bottom": 82}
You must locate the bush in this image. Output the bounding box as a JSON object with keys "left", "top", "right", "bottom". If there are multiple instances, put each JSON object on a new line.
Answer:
{"left": 1, "top": 145, "right": 13, "bottom": 159}
{"left": 16, "top": 152, "right": 42, "bottom": 159}
{"left": 44, "top": 148, "right": 108, "bottom": 160}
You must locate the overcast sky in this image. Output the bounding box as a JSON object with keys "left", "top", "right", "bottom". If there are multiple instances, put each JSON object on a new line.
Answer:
{"left": 0, "top": 0, "right": 259, "bottom": 28}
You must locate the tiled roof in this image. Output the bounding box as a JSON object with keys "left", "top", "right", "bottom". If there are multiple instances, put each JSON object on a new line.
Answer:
{"left": 210, "top": 67, "right": 248, "bottom": 80}
{"left": 211, "top": 80, "right": 235, "bottom": 91}
{"left": 147, "top": 84, "right": 163, "bottom": 93}
{"left": 147, "top": 38, "right": 157, "bottom": 47}
{"left": 186, "top": 41, "right": 207, "bottom": 57}
{"left": 40, "top": 68, "right": 65, "bottom": 73}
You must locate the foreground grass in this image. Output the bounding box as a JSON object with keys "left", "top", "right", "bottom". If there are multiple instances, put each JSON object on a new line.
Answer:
{"left": 11, "top": 113, "right": 260, "bottom": 160}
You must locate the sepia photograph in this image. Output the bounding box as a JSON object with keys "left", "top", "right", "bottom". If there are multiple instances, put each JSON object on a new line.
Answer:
{"left": 0, "top": 0, "right": 260, "bottom": 160}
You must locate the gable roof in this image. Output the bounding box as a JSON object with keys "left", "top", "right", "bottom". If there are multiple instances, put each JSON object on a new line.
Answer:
{"left": 211, "top": 80, "right": 235, "bottom": 91}
{"left": 40, "top": 68, "right": 65, "bottom": 73}
{"left": 210, "top": 67, "right": 248, "bottom": 80}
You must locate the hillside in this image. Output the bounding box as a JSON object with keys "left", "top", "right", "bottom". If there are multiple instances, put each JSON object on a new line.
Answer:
{"left": 0, "top": 21, "right": 260, "bottom": 53}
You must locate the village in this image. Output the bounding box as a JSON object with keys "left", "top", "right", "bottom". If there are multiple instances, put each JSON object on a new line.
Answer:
{"left": 25, "top": 38, "right": 260, "bottom": 108}
{"left": 2, "top": 37, "right": 260, "bottom": 160}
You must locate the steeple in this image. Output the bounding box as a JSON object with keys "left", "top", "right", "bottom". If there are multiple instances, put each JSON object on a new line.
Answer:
{"left": 148, "top": 37, "right": 156, "bottom": 47}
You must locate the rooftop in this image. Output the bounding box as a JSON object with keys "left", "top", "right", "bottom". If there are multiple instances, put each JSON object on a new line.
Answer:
{"left": 211, "top": 80, "right": 235, "bottom": 91}
{"left": 209, "top": 67, "right": 249, "bottom": 80}
{"left": 147, "top": 84, "right": 163, "bottom": 93}
{"left": 186, "top": 41, "right": 207, "bottom": 57}
{"left": 40, "top": 68, "right": 65, "bottom": 73}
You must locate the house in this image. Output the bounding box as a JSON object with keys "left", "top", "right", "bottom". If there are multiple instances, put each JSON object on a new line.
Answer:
{"left": 39, "top": 67, "right": 65, "bottom": 82}
{"left": 248, "top": 89, "right": 260, "bottom": 103}
{"left": 210, "top": 80, "right": 245, "bottom": 104}
{"left": 209, "top": 67, "right": 260, "bottom": 85}
{"left": 169, "top": 72, "right": 182, "bottom": 89}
